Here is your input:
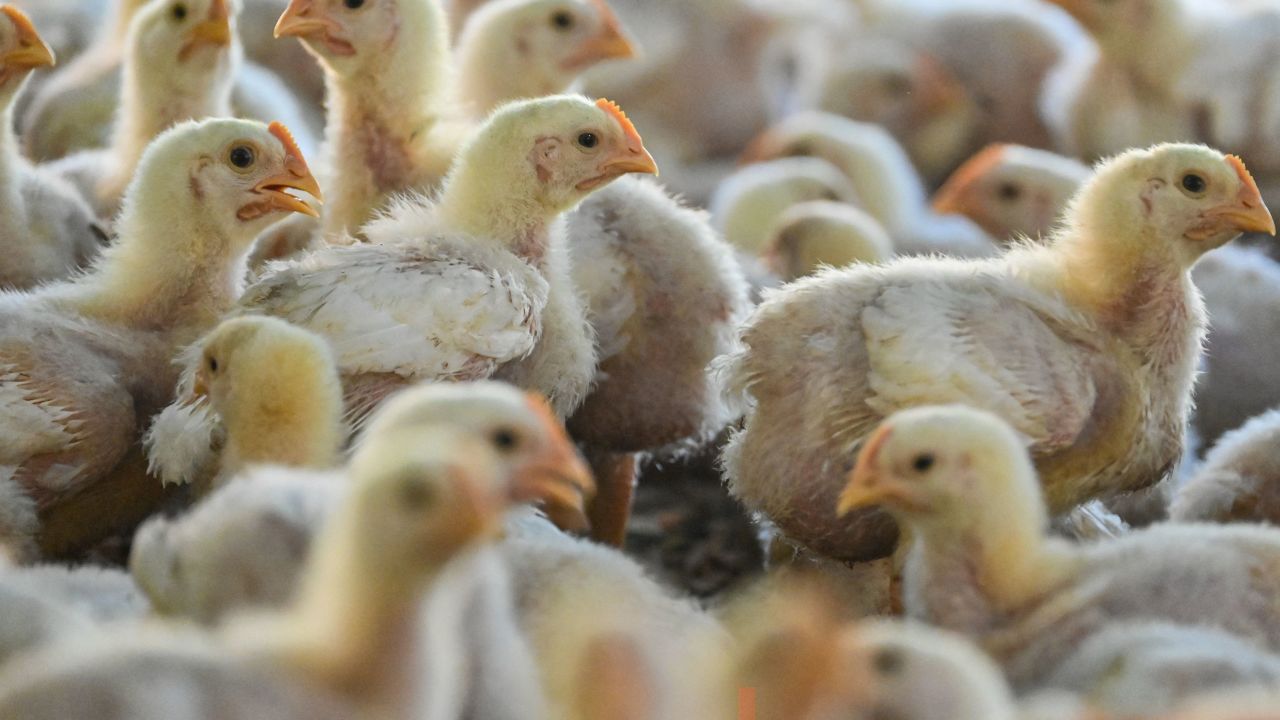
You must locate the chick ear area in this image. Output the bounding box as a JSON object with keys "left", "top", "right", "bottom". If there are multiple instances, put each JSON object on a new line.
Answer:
{"left": 528, "top": 137, "right": 564, "bottom": 184}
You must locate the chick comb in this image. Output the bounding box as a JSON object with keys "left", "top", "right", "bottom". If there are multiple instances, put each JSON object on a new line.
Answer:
{"left": 596, "top": 98, "right": 643, "bottom": 148}
{"left": 933, "top": 143, "right": 1009, "bottom": 214}
{"left": 268, "top": 121, "right": 305, "bottom": 161}
{"left": 1227, "top": 154, "right": 1260, "bottom": 191}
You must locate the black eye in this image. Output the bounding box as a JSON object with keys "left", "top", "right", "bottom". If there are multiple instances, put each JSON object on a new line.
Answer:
{"left": 1182, "top": 173, "right": 1206, "bottom": 194}
{"left": 172, "top": 3, "right": 188, "bottom": 20}
{"left": 492, "top": 427, "right": 519, "bottom": 451}
{"left": 577, "top": 132, "right": 598, "bottom": 149}
{"left": 207, "top": 356, "right": 218, "bottom": 373}
{"left": 873, "top": 648, "right": 904, "bottom": 675}
{"left": 912, "top": 453, "right": 935, "bottom": 473}
{"left": 344, "top": 0, "right": 365, "bottom": 8}
{"left": 551, "top": 11, "right": 574, "bottom": 29}
{"left": 997, "top": 182, "right": 1022, "bottom": 202}
{"left": 399, "top": 477, "right": 435, "bottom": 510}
{"left": 229, "top": 145, "right": 255, "bottom": 169}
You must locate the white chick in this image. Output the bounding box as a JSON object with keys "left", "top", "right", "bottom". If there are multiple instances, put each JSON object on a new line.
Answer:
{"left": 144, "top": 315, "right": 344, "bottom": 495}
{"left": 710, "top": 156, "right": 858, "bottom": 255}
{"left": 761, "top": 200, "right": 893, "bottom": 281}
{"left": 0, "top": 6, "right": 106, "bottom": 291}
{"left": 0, "top": 384, "right": 551, "bottom": 720}
{"left": 837, "top": 405, "right": 1280, "bottom": 690}
{"left": 0, "top": 118, "right": 321, "bottom": 560}
{"left": 238, "top": 95, "right": 657, "bottom": 425}
{"left": 563, "top": 175, "right": 750, "bottom": 545}
{"left": 454, "top": 0, "right": 636, "bottom": 119}
{"left": 131, "top": 381, "right": 595, "bottom": 624}
{"left": 741, "top": 111, "right": 998, "bottom": 258}
{"left": 933, "top": 143, "right": 1091, "bottom": 244}
{"left": 721, "top": 144, "right": 1275, "bottom": 562}
{"left": 1172, "top": 408, "right": 1280, "bottom": 525}
{"left": 46, "top": 0, "right": 239, "bottom": 220}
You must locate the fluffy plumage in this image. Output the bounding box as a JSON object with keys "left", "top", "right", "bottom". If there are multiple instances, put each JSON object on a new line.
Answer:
{"left": 761, "top": 200, "right": 893, "bottom": 281}
{"left": 1172, "top": 407, "right": 1280, "bottom": 525}
{"left": 722, "top": 144, "right": 1275, "bottom": 562}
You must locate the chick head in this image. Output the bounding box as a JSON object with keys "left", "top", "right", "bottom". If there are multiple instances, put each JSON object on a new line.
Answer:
{"left": 459, "top": 94, "right": 657, "bottom": 213}
{"left": 354, "top": 381, "right": 596, "bottom": 528}
{"left": 1073, "top": 144, "right": 1275, "bottom": 264}
{"left": 932, "top": 144, "right": 1090, "bottom": 245}
{"left": 274, "top": 0, "right": 438, "bottom": 75}
{"left": 0, "top": 6, "right": 54, "bottom": 103}
{"left": 118, "top": 118, "right": 322, "bottom": 247}
{"left": 763, "top": 200, "right": 892, "bottom": 281}
{"left": 836, "top": 405, "right": 1045, "bottom": 533}
{"left": 1043, "top": 0, "right": 1174, "bottom": 46}
{"left": 461, "top": 0, "right": 635, "bottom": 90}
{"left": 130, "top": 0, "right": 238, "bottom": 93}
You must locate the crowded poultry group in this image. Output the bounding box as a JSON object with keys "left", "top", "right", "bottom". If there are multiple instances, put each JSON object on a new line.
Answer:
{"left": 4, "top": 0, "right": 1280, "bottom": 717}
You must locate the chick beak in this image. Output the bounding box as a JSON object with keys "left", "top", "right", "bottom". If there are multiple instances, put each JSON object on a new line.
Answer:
{"left": 508, "top": 393, "right": 596, "bottom": 527}
{"left": 242, "top": 122, "right": 323, "bottom": 220}
{"left": 561, "top": 0, "right": 636, "bottom": 71}
{"left": 739, "top": 129, "right": 784, "bottom": 166}
{"left": 179, "top": 0, "right": 232, "bottom": 62}
{"left": 913, "top": 54, "right": 966, "bottom": 116}
{"left": 836, "top": 426, "right": 932, "bottom": 517}
{"left": 1205, "top": 155, "right": 1277, "bottom": 236}
{"left": 191, "top": 369, "right": 210, "bottom": 400}
{"left": 275, "top": 0, "right": 354, "bottom": 55}
{"left": 0, "top": 7, "right": 55, "bottom": 71}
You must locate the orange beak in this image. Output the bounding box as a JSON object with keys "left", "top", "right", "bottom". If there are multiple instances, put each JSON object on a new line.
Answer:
{"left": 239, "top": 122, "right": 323, "bottom": 221}
{"left": 191, "top": 368, "right": 210, "bottom": 399}
{"left": 739, "top": 128, "right": 786, "bottom": 166}
{"left": 583, "top": 98, "right": 657, "bottom": 189}
{"left": 932, "top": 144, "right": 1008, "bottom": 216}
{"left": 1, "top": 6, "right": 55, "bottom": 70}
{"left": 179, "top": 0, "right": 233, "bottom": 62}
{"left": 560, "top": 0, "right": 636, "bottom": 71}
{"left": 912, "top": 54, "right": 966, "bottom": 116}
{"left": 1205, "top": 155, "right": 1277, "bottom": 236}
{"left": 836, "top": 425, "right": 932, "bottom": 516}
{"left": 508, "top": 393, "right": 596, "bottom": 526}
{"left": 275, "top": 0, "right": 355, "bottom": 56}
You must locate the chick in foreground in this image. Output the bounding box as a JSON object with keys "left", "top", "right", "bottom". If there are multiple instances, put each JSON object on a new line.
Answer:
{"left": 723, "top": 143, "right": 1275, "bottom": 562}
{"left": 0, "top": 118, "right": 321, "bottom": 559}
{"left": 0, "top": 5, "right": 106, "bottom": 291}
{"left": 838, "top": 405, "right": 1280, "bottom": 689}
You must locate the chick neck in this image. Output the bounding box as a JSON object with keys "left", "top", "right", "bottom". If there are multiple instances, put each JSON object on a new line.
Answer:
{"left": 320, "top": 0, "right": 451, "bottom": 237}
{"left": 0, "top": 81, "right": 29, "bottom": 225}
{"left": 219, "top": 366, "right": 344, "bottom": 479}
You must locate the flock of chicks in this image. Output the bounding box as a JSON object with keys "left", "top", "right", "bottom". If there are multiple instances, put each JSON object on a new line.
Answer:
{"left": 6, "top": 0, "right": 1280, "bottom": 718}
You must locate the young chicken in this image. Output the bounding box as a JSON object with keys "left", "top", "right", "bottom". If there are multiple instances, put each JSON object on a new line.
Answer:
{"left": 741, "top": 112, "right": 997, "bottom": 258}
{"left": 144, "top": 316, "right": 344, "bottom": 496}
{"left": 0, "top": 119, "right": 321, "bottom": 559}
{"left": 722, "top": 144, "right": 1275, "bottom": 562}
{"left": 761, "top": 200, "right": 893, "bottom": 281}
{"left": 454, "top": 0, "right": 636, "bottom": 119}
{"left": 933, "top": 143, "right": 1091, "bottom": 244}
{"left": 0, "top": 6, "right": 106, "bottom": 291}
{"left": 837, "top": 405, "right": 1280, "bottom": 690}
{"left": 0, "top": 386, "right": 548, "bottom": 720}
{"left": 274, "top": 0, "right": 457, "bottom": 239}
{"left": 238, "top": 96, "right": 657, "bottom": 425}
{"left": 46, "top": 0, "right": 239, "bottom": 220}
{"left": 131, "top": 381, "right": 595, "bottom": 624}
{"left": 710, "top": 156, "right": 858, "bottom": 255}
{"left": 1171, "top": 408, "right": 1280, "bottom": 525}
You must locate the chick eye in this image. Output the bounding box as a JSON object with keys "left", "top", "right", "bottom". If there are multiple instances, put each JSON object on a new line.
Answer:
{"left": 551, "top": 11, "right": 574, "bottom": 29}
{"left": 576, "top": 132, "right": 599, "bottom": 149}
{"left": 492, "top": 427, "right": 519, "bottom": 451}
{"left": 399, "top": 477, "right": 436, "bottom": 510}
{"left": 1181, "top": 173, "right": 1207, "bottom": 194}
{"left": 171, "top": 3, "right": 188, "bottom": 20}
{"left": 344, "top": 0, "right": 366, "bottom": 9}
{"left": 873, "top": 648, "right": 904, "bottom": 676}
{"left": 228, "top": 145, "right": 255, "bottom": 169}
{"left": 207, "top": 356, "right": 219, "bottom": 373}
{"left": 997, "top": 182, "right": 1022, "bottom": 202}
{"left": 911, "top": 453, "right": 935, "bottom": 473}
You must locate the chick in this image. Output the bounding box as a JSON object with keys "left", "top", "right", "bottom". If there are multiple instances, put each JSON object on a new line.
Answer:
{"left": 0, "top": 6, "right": 106, "bottom": 291}
{"left": 144, "top": 316, "right": 344, "bottom": 496}
{"left": 933, "top": 143, "right": 1091, "bottom": 244}
{"left": 131, "top": 381, "right": 595, "bottom": 624}
{"left": 741, "top": 112, "right": 997, "bottom": 258}
{"left": 454, "top": 0, "right": 636, "bottom": 119}
{"left": 0, "top": 383, "right": 551, "bottom": 720}
{"left": 837, "top": 405, "right": 1280, "bottom": 690}
{"left": 46, "top": 0, "right": 239, "bottom": 220}
{"left": 761, "top": 200, "right": 893, "bottom": 281}
{"left": 710, "top": 156, "right": 858, "bottom": 255}
{"left": 239, "top": 96, "right": 657, "bottom": 425}
{"left": 564, "top": 175, "right": 750, "bottom": 544}
{"left": 0, "top": 119, "right": 321, "bottom": 559}
{"left": 721, "top": 144, "right": 1275, "bottom": 562}
{"left": 1172, "top": 408, "right": 1280, "bottom": 525}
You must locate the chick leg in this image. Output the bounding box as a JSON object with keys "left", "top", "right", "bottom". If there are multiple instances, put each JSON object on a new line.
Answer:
{"left": 587, "top": 451, "right": 637, "bottom": 547}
